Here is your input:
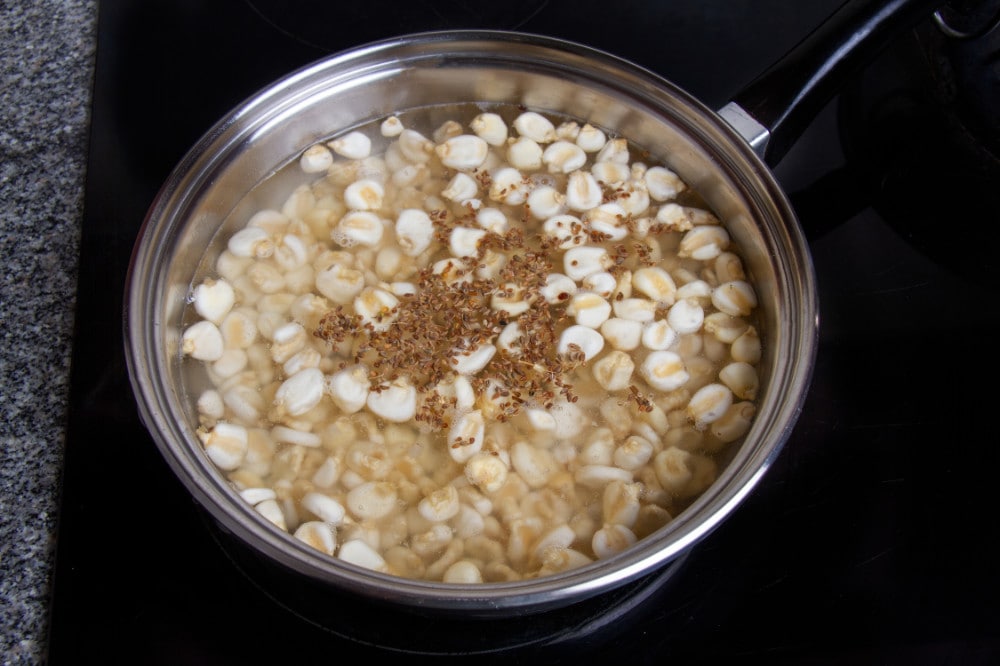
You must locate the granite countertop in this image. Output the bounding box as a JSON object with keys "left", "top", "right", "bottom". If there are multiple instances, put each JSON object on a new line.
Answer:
{"left": 0, "top": 1, "right": 97, "bottom": 663}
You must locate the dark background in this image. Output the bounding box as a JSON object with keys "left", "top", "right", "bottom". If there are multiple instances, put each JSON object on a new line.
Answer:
{"left": 48, "top": 0, "right": 999, "bottom": 663}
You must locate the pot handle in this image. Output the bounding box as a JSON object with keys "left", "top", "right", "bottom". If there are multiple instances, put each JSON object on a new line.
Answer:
{"left": 719, "top": 0, "right": 944, "bottom": 166}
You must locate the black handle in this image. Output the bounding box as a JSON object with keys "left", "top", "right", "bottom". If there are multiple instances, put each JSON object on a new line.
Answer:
{"left": 731, "top": 0, "right": 945, "bottom": 165}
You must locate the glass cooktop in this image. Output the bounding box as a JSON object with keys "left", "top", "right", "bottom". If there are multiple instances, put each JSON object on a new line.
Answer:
{"left": 48, "top": 0, "right": 999, "bottom": 662}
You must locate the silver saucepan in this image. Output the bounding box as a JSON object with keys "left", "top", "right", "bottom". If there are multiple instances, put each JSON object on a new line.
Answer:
{"left": 124, "top": 0, "right": 940, "bottom": 622}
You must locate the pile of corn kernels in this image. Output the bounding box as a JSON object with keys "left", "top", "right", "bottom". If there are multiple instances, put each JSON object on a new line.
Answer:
{"left": 181, "top": 107, "right": 762, "bottom": 583}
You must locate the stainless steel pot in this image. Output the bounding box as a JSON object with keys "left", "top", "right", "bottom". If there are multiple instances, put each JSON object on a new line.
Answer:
{"left": 124, "top": 0, "right": 939, "bottom": 617}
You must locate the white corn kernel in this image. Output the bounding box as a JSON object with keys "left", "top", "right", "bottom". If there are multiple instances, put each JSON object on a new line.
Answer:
{"left": 436, "top": 134, "right": 489, "bottom": 170}
{"left": 677, "top": 279, "right": 712, "bottom": 300}
{"left": 564, "top": 245, "right": 611, "bottom": 281}
{"left": 432, "top": 258, "right": 472, "bottom": 285}
{"left": 642, "top": 319, "right": 678, "bottom": 351}
{"left": 653, "top": 447, "right": 693, "bottom": 495}
{"left": 640, "top": 351, "right": 690, "bottom": 391}
{"left": 449, "top": 410, "right": 485, "bottom": 464}
{"left": 542, "top": 140, "right": 587, "bottom": 173}
{"left": 711, "top": 401, "right": 756, "bottom": 443}
{"left": 555, "top": 120, "right": 581, "bottom": 141}
{"left": 584, "top": 202, "right": 629, "bottom": 241}
{"left": 451, "top": 342, "right": 496, "bottom": 375}
{"left": 489, "top": 166, "right": 528, "bottom": 205}
{"left": 392, "top": 164, "right": 428, "bottom": 191}
{"left": 193, "top": 278, "right": 236, "bottom": 324}
{"left": 255, "top": 499, "right": 287, "bottom": 531}
{"left": 325, "top": 364, "right": 370, "bottom": 413}
{"left": 567, "top": 291, "right": 612, "bottom": 328}
{"left": 433, "top": 119, "right": 463, "bottom": 143}
{"left": 354, "top": 287, "right": 399, "bottom": 332}
{"left": 576, "top": 123, "right": 607, "bottom": 152}
{"left": 540, "top": 272, "right": 578, "bottom": 304}
{"left": 592, "top": 523, "right": 637, "bottom": 559}
{"left": 591, "top": 161, "right": 631, "bottom": 185}
{"left": 394, "top": 208, "right": 435, "bottom": 257}
{"left": 612, "top": 297, "right": 657, "bottom": 323}
{"left": 449, "top": 226, "right": 487, "bottom": 258}
{"left": 338, "top": 539, "right": 389, "bottom": 572}
{"left": 496, "top": 321, "right": 523, "bottom": 354}
{"left": 346, "top": 481, "right": 398, "bottom": 521}
{"left": 183, "top": 321, "right": 225, "bottom": 361}
{"left": 397, "top": 129, "right": 434, "bottom": 163}
{"left": 199, "top": 422, "right": 248, "bottom": 471}
{"left": 732, "top": 326, "right": 762, "bottom": 364}
{"left": 679, "top": 225, "right": 730, "bottom": 261}
{"left": 329, "top": 131, "right": 372, "bottom": 160}
{"left": 719, "top": 361, "right": 759, "bottom": 400}
{"left": 333, "top": 211, "right": 383, "bottom": 247}
{"left": 246, "top": 208, "right": 289, "bottom": 233}
{"left": 603, "top": 480, "right": 641, "bottom": 527}
{"left": 343, "top": 178, "right": 384, "bottom": 211}
{"left": 632, "top": 267, "right": 677, "bottom": 305}
{"left": 442, "top": 172, "right": 479, "bottom": 202}
{"left": 271, "top": 424, "right": 320, "bottom": 448}
{"left": 302, "top": 492, "right": 347, "bottom": 524}
{"left": 507, "top": 137, "right": 543, "bottom": 170}
{"left": 687, "top": 383, "right": 733, "bottom": 430}
{"left": 311, "top": 456, "right": 342, "bottom": 488}
{"left": 443, "top": 560, "right": 483, "bottom": 583}
{"left": 703, "top": 312, "right": 749, "bottom": 344}
{"left": 269, "top": 321, "right": 307, "bottom": 364}
{"left": 527, "top": 185, "right": 566, "bottom": 219}
{"left": 491, "top": 283, "right": 530, "bottom": 317}
{"left": 644, "top": 166, "right": 687, "bottom": 201}
{"left": 595, "top": 137, "right": 629, "bottom": 164}
{"left": 654, "top": 203, "right": 695, "bottom": 232}
{"left": 475, "top": 207, "right": 508, "bottom": 234}
{"left": 524, "top": 407, "right": 557, "bottom": 432}
{"left": 380, "top": 116, "right": 403, "bottom": 137}
{"left": 542, "top": 214, "right": 586, "bottom": 249}
{"left": 240, "top": 487, "right": 276, "bottom": 506}
{"left": 294, "top": 521, "right": 337, "bottom": 555}
{"left": 614, "top": 435, "right": 654, "bottom": 470}
{"left": 575, "top": 464, "right": 633, "bottom": 489}
{"left": 714, "top": 251, "right": 746, "bottom": 283}
{"left": 470, "top": 112, "right": 508, "bottom": 146}
{"left": 212, "top": 349, "right": 247, "bottom": 379}
{"left": 197, "top": 389, "right": 225, "bottom": 420}
{"left": 600, "top": 318, "right": 642, "bottom": 351}
{"left": 465, "top": 452, "right": 509, "bottom": 494}
{"left": 315, "top": 263, "right": 364, "bottom": 305}
{"left": 300, "top": 144, "right": 333, "bottom": 173}
{"left": 366, "top": 377, "right": 417, "bottom": 422}
{"left": 228, "top": 227, "right": 274, "bottom": 259}
{"left": 511, "top": 440, "right": 558, "bottom": 488}
{"left": 591, "top": 350, "right": 635, "bottom": 391}
{"left": 712, "top": 280, "right": 758, "bottom": 317}
{"left": 558, "top": 325, "right": 604, "bottom": 361}
{"left": 565, "top": 170, "right": 603, "bottom": 211}
{"left": 275, "top": 367, "right": 325, "bottom": 416}
{"left": 223, "top": 384, "right": 264, "bottom": 423}
{"left": 667, "top": 298, "right": 705, "bottom": 334}
{"left": 582, "top": 271, "right": 617, "bottom": 298}
{"left": 513, "top": 111, "right": 556, "bottom": 143}
{"left": 418, "top": 485, "right": 461, "bottom": 522}
{"left": 533, "top": 525, "right": 576, "bottom": 560}
{"left": 617, "top": 183, "right": 650, "bottom": 216}
{"left": 389, "top": 281, "right": 417, "bottom": 297}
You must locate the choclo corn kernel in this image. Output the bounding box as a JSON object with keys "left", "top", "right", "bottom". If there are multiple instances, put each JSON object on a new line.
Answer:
{"left": 183, "top": 107, "right": 762, "bottom": 583}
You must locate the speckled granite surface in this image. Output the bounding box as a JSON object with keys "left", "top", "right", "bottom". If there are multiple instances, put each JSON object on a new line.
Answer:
{"left": 0, "top": 1, "right": 97, "bottom": 663}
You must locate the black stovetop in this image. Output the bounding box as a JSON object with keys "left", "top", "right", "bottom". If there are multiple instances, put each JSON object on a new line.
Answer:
{"left": 48, "top": 0, "right": 1000, "bottom": 663}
